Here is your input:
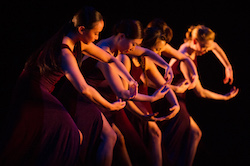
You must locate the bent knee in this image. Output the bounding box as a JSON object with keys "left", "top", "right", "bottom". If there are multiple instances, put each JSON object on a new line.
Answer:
{"left": 191, "top": 125, "right": 202, "bottom": 141}
{"left": 190, "top": 117, "right": 202, "bottom": 140}
{"left": 101, "top": 128, "right": 117, "bottom": 146}
{"left": 148, "top": 122, "right": 162, "bottom": 140}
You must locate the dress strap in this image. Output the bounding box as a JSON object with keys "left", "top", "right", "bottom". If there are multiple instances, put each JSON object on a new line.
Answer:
{"left": 61, "top": 44, "right": 73, "bottom": 52}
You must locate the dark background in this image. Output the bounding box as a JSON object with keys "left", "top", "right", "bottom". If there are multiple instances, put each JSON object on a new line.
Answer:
{"left": 1, "top": 0, "right": 249, "bottom": 165}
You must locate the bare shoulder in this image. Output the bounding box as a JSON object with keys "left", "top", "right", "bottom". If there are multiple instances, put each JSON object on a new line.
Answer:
{"left": 96, "top": 39, "right": 111, "bottom": 51}
{"left": 117, "top": 54, "right": 130, "bottom": 63}
{"left": 61, "top": 47, "right": 74, "bottom": 58}
{"left": 117, "top": 54, "right": 131, "bottom": 70}
{"left": 178, "top": 42, "right": 188, "bottom": 51}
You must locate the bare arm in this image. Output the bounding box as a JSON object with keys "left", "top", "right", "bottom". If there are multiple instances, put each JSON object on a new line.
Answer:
{"left": 193, "top": 78, "right": 238, "bottom": 100}
{"left": 128, "top": 46, "right": 173, "bottom": 82}
{"left": 211, "top": 42, "right": 233, "bottom": 84}
{"left": 61, "top": 48, "right": 126, "bottom": 111}
{"left": 81, "top": 42, "right": 137, "bottom": 87}
{"left": 144, "top": 57, "right": 180, "bottom": 117}
{"left": 98, "top": 54, "right": 168, "bottom": 102}
{"left": 179, "top": 60, "right": 239, "bottom": 100}
{"left": 117, "top": 54, "right": 176, "bottom": 121}
{"left": 129, "top": 46, "right": 169, "bottom": 69}
{"left": 162, "top": 44, "right": 198, "bottom": 89}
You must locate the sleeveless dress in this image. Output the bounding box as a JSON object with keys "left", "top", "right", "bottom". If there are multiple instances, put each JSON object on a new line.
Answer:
{"left": 79, "top": 57, "right": 152, "bottom": 166}
{"left": 150, "top": 58, "right": 198, "bottom": 166}
{"left": 0, "top": 44, "right": 80, "bottom": 166}
{"left": 56, "top": 46, "right": 103, "bottom": 166}
{"left": 123, "top": 57, "right": 153, "bottom": 141}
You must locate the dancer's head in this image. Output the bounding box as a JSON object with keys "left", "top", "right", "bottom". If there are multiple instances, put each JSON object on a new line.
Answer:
{"left": 142, "top": 19, "right": 173, "bottom": 55}
{"left": 185, "top": 25, "right": 215, "bottom": 55}
{"left": 113, "top": 19, "right": 144, "bottom": 54}
{"left": 26, "top": 6, "right": 104, "bottom": 74}
{"left": 71, "top": 6, "right": 104, "bottom": 44}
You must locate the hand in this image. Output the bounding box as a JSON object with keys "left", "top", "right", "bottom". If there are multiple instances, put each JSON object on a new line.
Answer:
{"left": 224, "top": 86, "right": 239, "bottom": 100}
{"left": 163, "top": 104, "right": 180, "bottom": 120}
{"left": 151, "top": 84, "right": 170, "bottom": 102}
{"left": 109, "top": 99, "right": 126, "bottom": 111}
{"left": 128, "top": 80, "right": 138, "bottom": 99}
{"left": 175, "top": 80, "right": 190, "bottom": 93}
{"left": 188, "top": 74, "right": 198, "bottom": 90}
{"left": 141, "top": 112, "right": 160, "bottom": 121}
{"left": 140, "top": 112, "right": 170, "bottom": 121}
{"left": 224, "top": 67, "right": 233, "bottom": 85}
{"left": 144, "top": 104, "right": 180, "bottom": 121}
{"left": 164, "top": 66, "right": 174, "bottom": 84}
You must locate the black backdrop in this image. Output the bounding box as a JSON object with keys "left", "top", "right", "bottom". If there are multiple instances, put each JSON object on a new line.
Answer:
{"left": 2, "top": 0, "right": 250, "bottom": 165}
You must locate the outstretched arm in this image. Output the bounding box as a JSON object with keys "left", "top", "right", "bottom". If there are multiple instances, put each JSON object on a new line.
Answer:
{"left": 100, "top": 54, "right": 169, "bottom": 102}
{"left": 128, "top": 46, "right": 173, "bottom": 83}
{"left": 144, "top": 57, "right": 180, "bottom": 117}
{"left": 162, "top": 43, "right": 198, "bottom": 89}
{"left": 179, "top": 60, "right": 239, "bottom": 100}
{"left": 82, "top": 42, "right": 137, "bottom": 89}
{"left": 193, "top": 78, "right": 238, "bottom": 100}
{"left": 61, "top": 48, "right": 126, "bottom": 111}
{"left": 211, "top": 42, "right": 233, "bottom": 84}
{"left": 114, "top": 54, "right": 173, "bottom": 121}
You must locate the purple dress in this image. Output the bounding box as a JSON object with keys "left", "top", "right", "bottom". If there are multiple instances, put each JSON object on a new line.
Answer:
{"left": 0, "top": 45, "right": 80, "bottom": 166}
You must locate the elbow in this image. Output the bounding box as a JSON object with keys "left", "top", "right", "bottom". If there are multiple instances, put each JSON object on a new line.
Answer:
{"left": 107, "top": 56, "right": 116, "bottom": 64}
{"left": 195, "top": 90, "right": 206, "bottom": 98}
{"left": 81, "top": 86, "right": 92, "bottom": 98}
{"left": 117, "top": 90, "right": 130, "bottom": 101}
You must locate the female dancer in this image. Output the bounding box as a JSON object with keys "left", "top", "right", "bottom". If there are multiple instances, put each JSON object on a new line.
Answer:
{"left": 146, "top": 19, "right": 199, "bottom": 89}
{"left": 0, "top": 7, "right": 137, "bottom": 166}
{"left": 170, "top": 24, "right": 234, "bottom": 85}
{"left": 96, "top": 20, "right": 181, "bottom": 166}
{"left": 143, "top": 19, "right": 200, "bottom": 166}
{"left": 145, "top": 21, "right": 238, "bottom": 165}
{"left": 169, "top": 24, "right": 239, "bottom": 165}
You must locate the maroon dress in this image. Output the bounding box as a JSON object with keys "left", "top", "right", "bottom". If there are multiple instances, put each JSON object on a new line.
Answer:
{"left": 150, "top": 58, "right": 198, "bottom": 166}
{"left": 123, "top": 57, "right": 153, "bottom": 141}
{"left": 56, "top": 46, "right": 103, "bottom": 166}
{"left": 79, "top": 57, "right": 152, "bottom": 166}
{"left": 0, "top": 45, "right": 80, "bottom": 166}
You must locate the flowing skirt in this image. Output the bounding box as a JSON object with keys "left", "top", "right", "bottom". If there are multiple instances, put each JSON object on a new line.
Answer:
{"left": 152, "top": 98, "right": 191, "bottom": 166}
{"left": 57, "top": 81, "right": 103, "bottom": 166}
{"left": 0, "top": 73, "right": 80, "bottom": 166}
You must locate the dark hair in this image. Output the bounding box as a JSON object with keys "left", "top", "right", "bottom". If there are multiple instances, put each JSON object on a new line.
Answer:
{"left": 113, "top": 19, "right": 144, "bottom": 39}
{"left": 142, "top": 18, "right": 173, "bottom": 48}
{"left": 72, "top": 6, "right": 103, "bottom": 30}
{"left": 25, "top": 6, "right": 103, "bottom": 75}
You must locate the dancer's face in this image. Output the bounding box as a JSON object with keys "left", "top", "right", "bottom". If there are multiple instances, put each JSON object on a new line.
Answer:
{"left": 151, "top": 39, "right": 167, "bottom": 55}
{"left": 79, "top": 20, "right": 104, "bottom": 44}
{"left": 117, "top": 34, "right": 142, "bottom": 54}
{"left": 193, "top": 39, "right": 214, "bottom": 55}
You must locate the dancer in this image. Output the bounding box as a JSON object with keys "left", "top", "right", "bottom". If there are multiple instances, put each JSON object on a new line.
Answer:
{"left": 97, "top": 19, "right": 181, "bottom": 166}
{"left": 146, "top": 19, "right": 199, "bottom": 89}
{"left": 168, "top": 24, "right": 239, "bottom": 165}
{"left": 170, "top": 24, "right": 234, "bottom": 85}
{"left": 0, "top": 7, "right": 137, "bottom": 166}
{"left": 143, "top": 19, "right": 199, "bottom": 166}
{"left": 145, "top": 21, "right": 238, "bottom": 166}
